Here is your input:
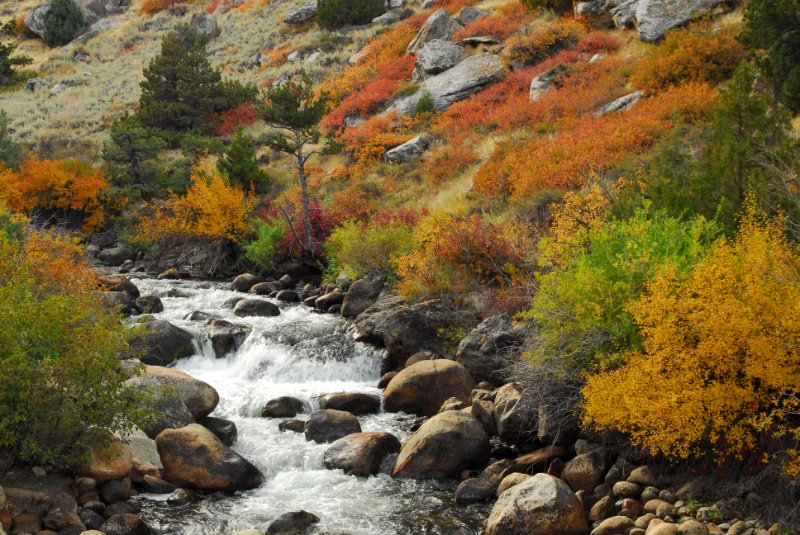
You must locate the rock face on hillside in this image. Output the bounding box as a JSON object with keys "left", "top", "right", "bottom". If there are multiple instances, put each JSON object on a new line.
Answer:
{"left": 415, "top": 40, "right": 465, "bottom": 76}
{"left": 456, "top": 314, "right": 528, "bottom": 385}
{"left": 407, "top": 9, "right": 463, "bottom": 54}
{"left": 25, "top": 0, "right": 131, "bottom": 39}
{"left": 635, "top": 0, "right": 737, "bottom": 42}
{"left": 383, "top": 135, "right": 435, "bottom": 163}
{"left": 284, "top": 1, "right": 318, "bottom": 24}
{"left": 389, "top": 55, "right": 505, "bottom": 116}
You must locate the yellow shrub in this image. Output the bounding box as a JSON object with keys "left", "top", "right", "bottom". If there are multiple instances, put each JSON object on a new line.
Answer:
{"left": 582, "top": 205, "right": 800, "bottom": 474}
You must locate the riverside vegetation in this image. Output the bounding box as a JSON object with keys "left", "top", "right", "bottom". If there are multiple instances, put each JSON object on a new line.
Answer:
{"left": 0, "top": 0, "right": 799, "bottom": 534}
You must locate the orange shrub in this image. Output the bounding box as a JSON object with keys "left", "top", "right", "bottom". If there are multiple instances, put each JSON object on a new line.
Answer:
{"left": 577, "top": 31, "right": 621, "bottom": 54}
{"left": 339, "top": 112, "right": 422, "bottom": 164}
{"left": 422, "top": 142, "right": 479, "bottom": 184}
{"left": 504, "top": 17, "right": 584, "bottom": 67}
{"left": 632, "top": 25, "right": 745, "bottom": 93}
{"left": 453, "top": 3, "right": 529, "bottom": 41}
{"left": 213, "top": 101, "right": 258, "bottom": 136}
{"left": 140, "top": 0, "right": 191, "bottom": 15}
{"left": 473, "top": 83, "right": 718, "bottom": 198}
{"left": 0, "top": 156, "right": 108, "bottom": 232}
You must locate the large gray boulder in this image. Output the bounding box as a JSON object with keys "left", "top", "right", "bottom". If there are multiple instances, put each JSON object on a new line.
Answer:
{"left": 455, "top": 6, "right": 488, "bottom": 25}
{"left": 575, "top": 0, "right": 639, "bottom": 28}
{"left": 341, "top": 277, "right": 384, "bottom": 318}
{"left": 415, "top": 40, "right": 465, "bottom": 75}
{"left": 207, "top": 320, "right": 251, "bottom": 358}
{"left": 97, "top": 245, "right": 136, "bottom": 266}
{"left": 25, "top": 0, "right": 131, "bottom": 40}
{"left": 384, "top": 360, "right": 475, "bottom": 417}
{"left": 595, "top": 90, "right": 645, "bottom": 115}
{"left": 529, "top": 64, "right": 573, "bottom": 101}
{"left": 392, "top": 410, "right": 489, "bottom": 478}
{"left": 456, "top": 314, "right": 527, "bottom": 385}
{"left": 493, "top": 383, "right": 536, "bottom": 445}
{"left": 129, "top": 318, "right": 195, "bottom": 366}
{"left": 156, "top": 424, "right": 264, "bottom": 491}
{"left": 407, "top": 9, "right": 463, "bottom": 54}
{"left": 486, "top": 473, "right": 588, "bottom": 535}
{"left": 189, "top": 12, "right": 219, "bottom": 39}
{"left": 284, "top": 1, "right": 318, "bottom": 24}
{"left": 635, "top": 0, "right": 737, "bottom": 42}
{"left": 234, "top": 299, "right": 280, "bottom": 318}
{"left": 304, "top": 409, "right": 362, "bottom": 444}
{"left": 323, "top": 432, "right": 401, "bottom": 476}
{"left": 389, "top": 55, "right": 505, "bottom": 115}
{"left": 24, "top": 6, "right": 50, "bottom": 39}
{"left": 383, "top": 135, "right": 435, "bottom": 163}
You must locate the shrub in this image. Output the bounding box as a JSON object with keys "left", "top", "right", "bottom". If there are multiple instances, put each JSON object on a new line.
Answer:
{"left": 140, "top": 0, "right": 190, "bottom": 15}
{"left": 504, "top": 18, "right": 583, "bottom": 67}
{"left": 422, "top": 142, "right": 479, "bottom": 184}
{"left": 577, "top": 31, "right": 621, "bottom": 54}
{"left": 325, "top": 217, "right": 416, "bottom": 279}
{"left": 0, "top": 111, "right": 22, "bottom": 169}
{"left": 632, "top": 25, "right": 745, "bottom": 94}
{"left": 0, "top": 22, "right": 33, "bottom": 85}
{"left": 43, "top": 0, "right": 85, "bottom": 47}
{"left": 243, "top": 220, "right": 284, "bottom": 271}
{"left": 582, "top": 206, "right": 800, "bottom": 477}
{"left": 217, "top": 126, "right": 270, "bottom": 191}
{"left": 519, "top": 0, "right": 572, "bottom": 12}
{"left": 213, "top": 101, "right": 258, "bottom": 136}
{"left": 317, "top": 0, "right": 386, "bottom": 29}
{"left": 453, "top": 4, "right": 529, "bottom": 41}
{"left": 415, "top": 91, "right": 436, "bottom": 116}
{"left": 0, "top": 156, "right": 108, "bottom": 232}
{"left": 0, "top": 222, "right": 146, "bottom": 467}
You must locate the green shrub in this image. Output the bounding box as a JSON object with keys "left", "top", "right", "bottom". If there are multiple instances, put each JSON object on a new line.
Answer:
{"left": 244, "top": 221, "right": 284, "bottom": 271}
{"left": 325, "top": 219, "right": 415, "bottom": 280}
{"left": 43, "top": 0, "right": 86, "bottom": 47}
{"left": 317, "top": 0, "right": 386, "bottom": 30}
{"left": 415, "top": 91, "right": 436, "bottom": 116}
{"left": 519, "top": 0, "right": 572, "bottom": 12}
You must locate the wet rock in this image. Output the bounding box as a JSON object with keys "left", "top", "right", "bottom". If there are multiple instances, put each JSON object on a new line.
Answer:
{"left": 231, "top": 274, "right": 263, "bottom": 293}
{"left": 392, "top": 410, "right": 489, "bottom": 478}
{"left": 100, "top": 514, "right": 151, "bottom": 535}
{"left": 315, "top": 290, "right": 344, "bottom": 311}
{"left": 234, "top": 299, "right": 280, "bottom": 317}
{"left": 304, "top": 410, "right": 362, "bottom": 444}
{"left": 456, "top": 314, "right": 526, "bottom": 385}
{"left": 128, "top": 318, "right": 195, "bottom": 366}
{"left": 142, "top": 475, "right": 176, "bottom": 494}
{"left": 207, "top": 320, "right": 251, "bottom": 358}
{"left": 156, "top": 424, "right": 264, "bottom": 491}
{"left": 42, "top": 508, "right": 85, "bottom": 532}
{"left": 383, "top": 135, "right": 435, "bottom": 163}
{"left": 99, "top": 479, "right": 128, "bottom": 504}
{"left": 134, "top": 296, "right": 163, "bottom": 314}
{"left": 262, "top": 396, "right": 307, "bottom": 418}
{"left": 384, "top": 360, "right": 475, "bottom": 417}
{"left": 266, "top": 510, "right": 319, "bottom": 534}
{"left": 166, "top": 488, "right": 201, "bottom": 506}
{"left": 98, "top": 275, "right": 140, "bottom": 298}
{"left": 276, "top": 290, "right": 301, "bottom": 302}
{"left": 278, "top": 419, "right": 306, "bottom": 433}
{"left": 249, "top": 282, "right": 277, "bottom": 295}
{"left": 389, "top": 54, "right": 505, "bottom": 115}
{"left": 319, "top": 393, "right": 380, "bottom": 416}
{"left": 104, "top": 501, "right": 141, "bottom": 517}
{"left": 341, "top": 277, "right": 384, "bottom": 319}
{"left": 102, "top": 291, "right": 140, "bottom": 316}
{"left": 323, "top": 432, "right": 401, "bottom": 476}
{"left": 198, "top": 416, "right": 238, "bottom": 446}
{"left": 407, "top": 9, "right": 463, "bottom": 54}
{"left": 485, "top": 473, "right": 588, "bottom": 535}
{"left": 10, "top": 512, "right": 42, "bottom": 533}
{"left": 284, "top": 1, "right": 317, "bottom": 24}
{"left": 157, "top": 268, "right": 181, "bottom": 280}
{"left": 455, "top": 477, "right": 497, "bottom": 504}
{"left": 377, "top": 372, "right": 397, "bottom": 389}
{"left": 636, "top": 0, "right": 736, "bottom": 42}
{"left": 97, "top": 245, "right": 135, "bottom": 266}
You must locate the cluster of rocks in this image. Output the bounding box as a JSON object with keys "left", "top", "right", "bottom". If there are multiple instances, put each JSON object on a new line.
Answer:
{"left": 24, "top": 0, "right": 131, "bottom": 43}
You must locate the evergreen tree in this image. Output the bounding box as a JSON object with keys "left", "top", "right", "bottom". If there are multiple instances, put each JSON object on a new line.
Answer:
{"left": 217, "top": 127, "right": 269, "bottom": 191}
{"left": 102, "top": 114, "right": 166, "bottom": 199}
{"left": 257, "top": 74, "right": 330, "bottom": 257}
{"left": 0, "top": 111, "right": 22, "bottom": 170}
{"left": 317, "top": 0, "right": 386, "bottom": 30}
{"left": 43, "top": 0, "right": 85, "bottom": 47}
{"left": 740, "top": 0, "right": 800, "bottom": 112}
{"left": 138, "top": 26, "right": 256, "bottom": 136}
{"left": 0, "top": 21, "right": 33, "bottom": 86}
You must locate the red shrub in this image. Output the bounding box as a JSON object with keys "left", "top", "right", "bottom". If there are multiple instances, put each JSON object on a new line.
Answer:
{"left": 577, "top": 31, "right": 622, "bottom": 54}
{"left": 213, "top": 102, "right": 258, "bottom": 136}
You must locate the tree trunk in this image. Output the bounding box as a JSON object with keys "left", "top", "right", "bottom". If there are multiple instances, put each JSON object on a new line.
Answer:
{"left": 296, "top": 129, "right": 315, "bottom": 257}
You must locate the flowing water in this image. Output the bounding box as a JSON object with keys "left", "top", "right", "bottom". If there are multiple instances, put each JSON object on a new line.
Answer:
{"left": 128, "top": 278, "right": 490, "bottom": 535}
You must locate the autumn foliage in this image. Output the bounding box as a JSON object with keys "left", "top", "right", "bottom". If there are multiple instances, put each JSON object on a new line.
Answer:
{"left": 0, "top": 156, "right": 108, "bottom": 232}
{"left": 212, "top": 101, "right": 258, "bottom": 136}
{"left": 504, "top": 18, "right": 584, "bottom": 67}
{"left": 453, "top": 3, "right": 530, "bottom": 41}
{"left": 140, "top": 0, "right": 192, "bottom": 15}
{"left": 582, "top": 207, "right": 800, "bottom": 476}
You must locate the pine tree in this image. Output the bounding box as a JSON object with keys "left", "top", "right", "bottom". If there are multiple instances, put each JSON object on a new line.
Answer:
{"left": 43, "top": 0, "right": 85, "bottom": 47}
{"left": 0, "top": 111, "right": 23, "bottom": 169}
{"left": 217, "top": 127, "right": 269, "bottom": 191}
{"left": 102, "top": 114, "right": 167, "bottom": 199}
{"left": 0, "top": 20, "right": 33, "bottom": 86}
{"left": 257, "top": 74, "right": 330, "bottom": 257}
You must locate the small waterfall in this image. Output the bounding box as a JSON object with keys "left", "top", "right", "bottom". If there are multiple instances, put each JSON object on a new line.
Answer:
{"left": 129, "top": 278, "right": 489, "bottom": 535}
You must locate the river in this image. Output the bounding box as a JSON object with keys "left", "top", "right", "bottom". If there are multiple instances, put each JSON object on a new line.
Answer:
{"left": 127, "top": 277, "right": 490, "bottom": 535}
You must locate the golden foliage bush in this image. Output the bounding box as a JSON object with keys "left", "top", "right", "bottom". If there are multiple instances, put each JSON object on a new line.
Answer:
{"left": 582, "top": 206, "right": 800, "bottom": 475}
{"left": 138, "top": 156, "right": 256, "bottom": 243}
{"left": 504, "top": 17, "right": 584, "bottom": 67}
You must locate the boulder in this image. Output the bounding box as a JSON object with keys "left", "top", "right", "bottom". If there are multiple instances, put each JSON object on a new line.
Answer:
{"left": 98, "top": 275, "right": 140, "bottom": 298}
{"left": 134, "top": 296, "right": 163, "bottom": 314}
{"left": 234, "top": 299, "right": 280, "bottom": 317}
{"left": 79, "top": 432, "right": 133, "bottom": 483}
{"left": 189, "top": 12, "right": 219, "bottom": 39}
{"left": 128, "top": 318, "right": 195, "bottom": 366}
{"left": 592, "top": 516, "right": 636, "bottom": 535}
{"left": 42, "top": 509, "right": 84, "bottom": 532}
{"left": 493, "top": 383, "right": 536, "bottom": 444}
{"left": 157, "top": 268, "right": 181, "bottom": 280}
{"left": 304, "top": 410, "right": 362, "bottom": 444}
{"left": 24, "top": 5, "right": 50, "bottom": 39}
{"left": 231, "top": 273, "right": 263, "bottom": 292}
{"left": 99, "top": 479, "right": 128, "bottom": 504}
{"left": 389, "top": 54, "right": 505, "bottom": 115}
{"left": 485, "top": 473, "right": 588, "bottom": 535}
{"left": 595, "top": 90, "right": 645, "bottom": 115}
{"left": 635, "top": 0, "right": 736, "bottom": 42}
{"left": 510, "top": 445, "right": 571, "bottom": 474}
{"left": 529, "top": 64, "right": 573, "bottom": 101}
{"left": 561, "top": 451, "right": 609, "bottom": 493}
{"left": 392, "top": 410, "right": 489, "bottom": 478}
{"left": 407, "top": 9, "right": 463, "bottom": 54}
{"left": 207, "top": 320, "right": 251, "bottom": 358}
{"left": 456, "top": 314, "right": 527, "bottom": 385}
{"left": 315, "top": 290, "right": 344, "bottom": 311}
{"left": 125, "top": 428, "right": 164, "bottom": 482}
{"left": 156, "top": 424, "right": 264, "bottom": 491}
{"left": 455, "top": 477, "right": 497, "bottom": 504}
{"left": 384, "top": 360, "right": 475, "bottom": 417}
{"left": 341, "top": 278, "right": 384, "bottom": 318}
{"left": 377, "top": 371, "right": 397, "bottom": 389}
{"left": 405, "top": 350, "right": 440, "bottom": 367}
{"left": 278, "top": 419, "right": 306, "bottom": 433}
{"left": 100, "top": 514, "right": 151, "bottom": 535}
{"left": 266, "top": 511, "right": 319, "bottom": 534}
{"left": 497, "top": 472, "right": 531, "bottom": 494}
{"left": 415, "top": 40, "right": 465, "bottom": 75}
{"left": 97, "top": 245, "right": 135, "bottom": 266}
{"left": 249, "top": 282, "right": 277, "bottom": 295}
{"left": 284, "top": 1, "right": 317, "bottom": 24}
{"left": 276, "top": 290, "right": 301, "bottom": 302}
{"left": 383, "top": 135, "right": 435, "bottom": 163}
{"left": 455, "top": 6, "right": 488, "bottom": 25}
{"left": 323, "top": 432, "right": 401, "bottom": 476}
{"left": 262, "top": 396, "right": 307, "bottom": 418}
{"left": 198, "top": 416, "right": 238, "bottom": 446}
{"left": 102, "top": 291, "right": 140, "bottom": 316}
{"left": 319, "top": 393, "right": 381, "bottom": 416}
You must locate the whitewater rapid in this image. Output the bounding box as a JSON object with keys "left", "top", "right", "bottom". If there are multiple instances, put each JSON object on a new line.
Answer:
{"left": 128, "top": 278, "right": 489, "bottom": 535}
